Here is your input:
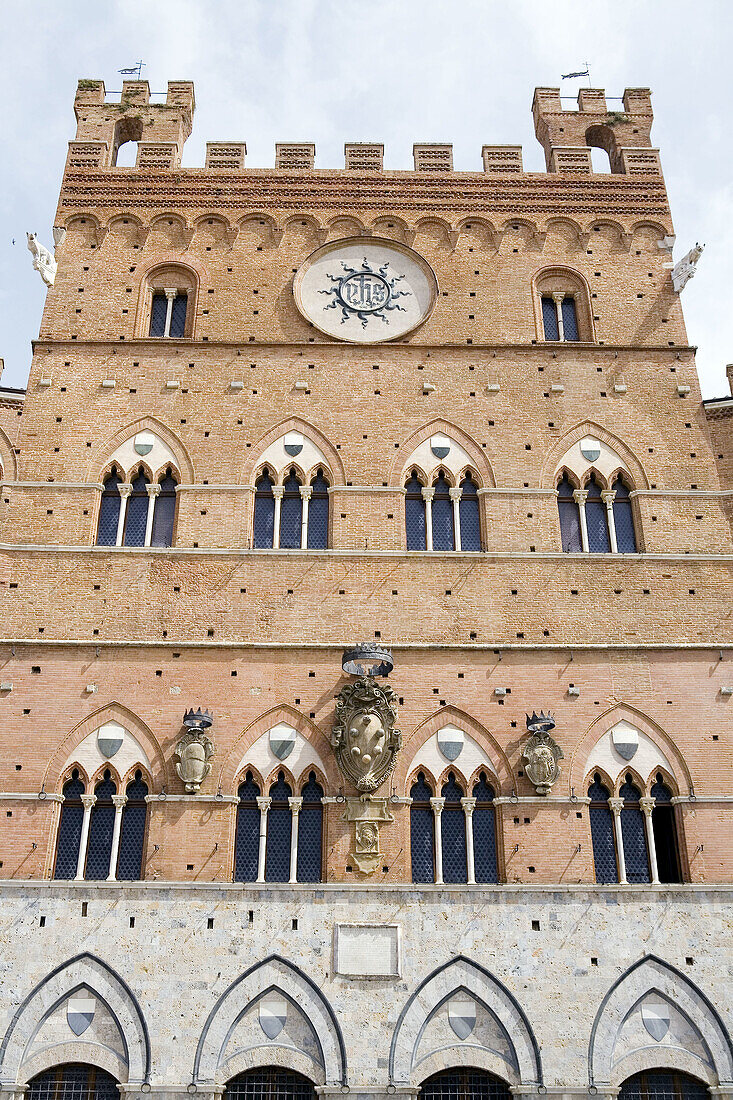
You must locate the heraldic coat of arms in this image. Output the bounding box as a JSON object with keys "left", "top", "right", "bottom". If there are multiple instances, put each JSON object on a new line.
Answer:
{"left": 331, "top": 676, "right": 402, "bottom": 793}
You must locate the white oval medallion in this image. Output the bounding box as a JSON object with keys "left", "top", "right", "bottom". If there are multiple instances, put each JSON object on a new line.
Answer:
{"left": 294, "top": 237, "right": 437, "bottom": 344}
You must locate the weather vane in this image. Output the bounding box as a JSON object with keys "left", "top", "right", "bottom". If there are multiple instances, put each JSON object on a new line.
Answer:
{"left": 118, "top": 61, "right": 146, "bottom": 79}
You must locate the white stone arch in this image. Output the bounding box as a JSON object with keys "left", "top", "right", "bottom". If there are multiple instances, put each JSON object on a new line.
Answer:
{"left": 0, "top": 953, "right": 150, "bottom": 1086}
{"left": 583, "top": 720, "right": 677, "bottom": 791}
{"left": 194, "top": 955, "right": 347, "bottom": 1087}
{"left": 589, "top": 955, "right": 733, "bottom": 1089}
{"left": 389, "top": 956, "right": 541, "bottom": 1087}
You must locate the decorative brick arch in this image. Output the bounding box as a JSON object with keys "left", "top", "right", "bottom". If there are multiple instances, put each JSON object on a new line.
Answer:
{"left": 391, "top": 419, "right": 495, "bottom": 488}
{"left": 242, "top": 417, "right": 345, "bottom": 486}
{"left": 86, "top": 415, "right": 194, "bottom": 483}
{"left": 568, "top": 703, "right": 691, "bottom": 793}
{"left": 589, "top": 955, "right": 733, "bottom": 1088}
{"left": 540, "top": 419, "right": 649, "bottom": 491}
{"left": 193, "top": 954, "right": 347, "bottom": 1087}
{"left": 0, "top": 952, "right": 150, "bottom": 1086}
{"left": 397, "top": 706, "right": 512, "bottom": 794}
{"left": 218, "top": 705, "right": 338, "bottom": 792}
{"left": 389, "top": 955, "right": 541, "bottom": 1087}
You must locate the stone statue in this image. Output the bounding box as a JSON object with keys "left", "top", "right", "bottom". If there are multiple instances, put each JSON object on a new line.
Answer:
{"left": 331, "top": 676, "right": 401, "bottom": 793}
{"left": 522, "top": 711, "right": 563, "bottom": 795}
{"left": 26, "top": 232, "right": 58, "bottom": 288}
{"left": 671, "top": 242, "right": 704, "bottom": 293}
{"left": 175, "top": 709, "right": 215, "bottom": 793}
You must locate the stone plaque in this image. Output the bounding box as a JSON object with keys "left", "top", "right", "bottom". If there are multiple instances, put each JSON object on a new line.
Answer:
{"left": 334, "top": 923, "right": 401, "bottom": 979}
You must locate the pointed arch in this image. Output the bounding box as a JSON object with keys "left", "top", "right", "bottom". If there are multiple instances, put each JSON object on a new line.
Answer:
{"left": 0, "top": 952, "right": 151, "bottom": 1085}
{"left": 569, "top": 703, "right": 691, "bottom": 792}
{"left": 86, "top": 415, "right": 194, "bottom": 483}
{"left": 219, "top": 705, "right": 336, "bottom": 791}
{"left": 194, "top": 954, "right": 346, "bottom": 1087}
{"left": 243, "top": 417, "right": 345, "bottom": 486}
{"left": 389, "top": 955, "right": 541, "bottom": 1087}
{"left": 397, "top": 707, "right": 512, "bottom": 793}
{"left": 541, "top": 419, "right": 649, "bottom": 491}
{"left": 391, "top": 420, "right": 495, "bottom": 488}
{"left": 589, "top": 955, "right": 733, "bottom": 1088}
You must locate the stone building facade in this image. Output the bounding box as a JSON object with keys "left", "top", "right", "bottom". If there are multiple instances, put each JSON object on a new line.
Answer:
{"left": 0, "top": 79, "right": 731, "bottom": 1100}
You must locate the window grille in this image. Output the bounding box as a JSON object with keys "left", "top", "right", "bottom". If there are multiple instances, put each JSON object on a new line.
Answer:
{"left": 85, "top": 771, "right": 117, "bottom": 880}
{"left": 620, "top": 775, "right": 650, "bottom": 883}
{"left": 651, "top": 774, "right": 682, "bottom": 883}
{"left": 410, "top": 772, "right": 435, "bottom": 882}
{"left": 297, "top": 772, "right": 324, "bottom": 882}
{"left": 97, "top": 472, "right": 122, "bottom": 546}
{"left": 54, "top": 772, "right": 85, "bottom": 879}
{"left": 170, "top": 293, "right": 188, "bottom": 337}
{"left": 472, "top": 773, "right": 498, "bottom": 883}
{"left": 149, "top": 293, "right": 168, "bottom": 337}
{"left": 459, "top": 474, "right": 481, "bottom": 551}
{"left": 265, "top": 772, "right": 292, "bottom": 882}
{"left": 224, "top": 1069, "right": 316, "bottom": 1100}
{"left": 253, "top": 471, "right": 275, "bottom": 548}
{"left": 117, "top": 771, "right": 148, "bottom": 881}
{"left": 612, "top": 478, "right": 637, "bottom": 552}
{"left": 234, "top": 772, "right": 260, "bottom": 883}
{"left": 432, "top": 472, "right": 455, "bottom": 551}
{"left": 123, "top": 473, "right": 150, "bottom": 547}
{"left": 441, "top": 772, "right": 467, "bottom": 883}
{"left": 619, "top": 1071, "right": 709, "bottom": 1100}
{"left": 28, "top": 1065, "right": 120, "bottom": 1100}
{"left": 420, "top": 1068, "right": 512, "bottom": 1100}
{"left": 405, "top": 473, "right": 427, "bottom": 550}
{"left": 585, "top": 475, "right": 611, "bottom": 552}
{"left": 588, "top": 775, "right": 619, "bottom": 883}
{"left": 541, "top": 296, "right": 560, "bottom": 341}
{"left": 561, "top": 297, "right": 579, "bottom": 340}
{"left": 279, "top": 470, "right": 302, "bottom": 549}
{"left": 557, "top": 475, "right": 582, "bottom": 552}
{"left": 307, "top": 470, "right": 330, "bottom": 549}
{"left": 150, "top": 472, "right": 177, "bottom": 547}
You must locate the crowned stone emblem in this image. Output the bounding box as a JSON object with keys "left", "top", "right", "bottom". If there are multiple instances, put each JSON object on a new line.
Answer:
{"left": 522, "top": 712, "right": 564, "bottom": 796}
{"left": 320, "top": 257, "right": 411, "bottom": 328}
{"left": 175, "top": 709, "right": 215, "bottom": 793}
{"left": 331, "top": 676, "right": 401, "bottom": 793}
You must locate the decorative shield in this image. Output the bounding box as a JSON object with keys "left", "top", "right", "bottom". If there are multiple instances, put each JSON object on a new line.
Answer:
{"left": 283, "top": 431, "right": 304, "bottom": 457}
{"left": 67, "top": 994, "right": 95, "bottom": 1036}
{"left": 611, "top": 721, "right": 639, "bottom": 762}
{"left": 642, "top": 1001, "right": 671, "bottom": 1042}
{"left": 133, "top": 431, "right": 155, "bottom": 456}
{"left": 331, "top": 677, "right": 401, "bottom": 793}
{"left": 269, "top": 724, "right": 296, "bottom": 761}
{"left": 96, "top": 722, "right": 124, "bottom": 759}
{"left": 259, "top": 997, "right": 287, "bottom": 1040}
{"left": 430, "top": 434, "right": 451, "bottom": 460}
{"left": 437, "top": 725, "right": 464, "bottom": 762}
{"left": 580, "top": 436, "right": 601, "bottom": 462}
{"left": 448, "top": 998, "right": 476, "bottom": 1041}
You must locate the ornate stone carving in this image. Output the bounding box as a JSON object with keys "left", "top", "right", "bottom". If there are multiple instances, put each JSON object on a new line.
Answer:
{"left": 522, "top": 711, "right": 563, "bottom": 795}
{"left": 26, "top": 232, "right": 57, "bottom": 287}
{"left": 175, "top": 709, "right": 214, "bottom": 793}
{"left": 672, "top": 242, "right": 704, "bottom": 293}
{"left": 331, "top": 676, "right": 401, "bottom": 793}
{"left": 343, "top": 797, "right": 394, "bottom": 874}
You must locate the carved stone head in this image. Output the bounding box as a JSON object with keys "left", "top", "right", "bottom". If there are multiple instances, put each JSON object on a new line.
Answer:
{"left": 331, "top": 676, "right": 401, "bottom": 793}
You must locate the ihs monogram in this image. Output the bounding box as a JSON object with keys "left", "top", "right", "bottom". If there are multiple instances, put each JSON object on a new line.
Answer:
{"left": 320, "top": 258, "right": 411, "bottom": 327}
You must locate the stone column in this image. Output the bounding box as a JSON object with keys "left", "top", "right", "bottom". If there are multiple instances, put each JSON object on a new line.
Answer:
{"left": 431, "top": 796, "right": 445, "bottom": 884}
{"left": 144, "top": 483, "right": 161, "bottom": 547}
{"left": 602, "top": 489, "right": 618, "bottom": 552}
{"left": 116, "top": 483, "right": 132, "bottom": 546}
{"left": 256, "top": 796, "right": 271, "bottom": 882}
{"left": 608, "top": 797, "right": 627, "bottom": 884}
{"left": 272, "top": 486, "right": 284, "bottom": 550}
{"left": 288, "top": 797, "right": 303, "bottom": 883}
{"left": 640, "top": 796, "right": 660, "bottom": 883}
{"left": 106, "top": 794, "right": 128, "bottom": 881}
{"left": 299, "top": 485, "right": 312, "bottom": 549}
{"left": 163, "top": 287, "right": 177, "bottom": 336}
{"left": 552, "top": 290, "right": 566, "bottom": 340}
{"left": 462, "top": 796, "right": 476, "bottom": 884}
{"left": 449, "top": 487, "right": 462, "bottom": 550}
{"left": 573, "top": 488, "right": 589, "bottom": 552}
{"left": 422, "top": 487, "right": 435, "bottom": 551}
{"left": 75, "top": 794, "right": 97, "bottom": 880}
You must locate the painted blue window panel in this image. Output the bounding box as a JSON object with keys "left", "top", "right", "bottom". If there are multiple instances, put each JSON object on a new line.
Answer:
{"left": 405, "top": 473, "right": 427, "bottom": 550}
{"left": 459, "top": 475, "right": 481, "bottom": 551}
{"left": 588, "top": 775, "right": 619, "bottom": 883}
{"left": 280, "top": 472, "right": 302, "bottom": 549}
{"left": 472, "top": 773, "right": 498, "bottom": 884}
{"left": 432, "top": 473, "right": 455, "bottom": 551}
{"left": 97, "top": 473, "right": 122, "bottom": 545}
{"left": 54, "top": 773, "right": 85, "bottom": 880}
{"left": 410, "top": 772, "right": 434, "bottom": 883}
{"left": 123, "top": 473, "right": 150, "bottom": 547}
{"left": 297, "top": 772, "right": 323, "bottom": 882}
{"left": 307, "top": 472, "right": 329, "bottom": 549}
{"left": 557, "top": 475, "right": 582, "bottom": 552}
{"left": 585, "top": 477, "right": 611, "bottom": 552}
{"left": 542, "top": 296, "right": 559, "bottom": 340}
{"left": 620, "top": 777, "right": 650, "bottom": 883}
{"left": 149, "top": 293, "right": 168, "bottom": 337}
{"left": 117, "top": 772, "right": 148, "bottom": 881}
{"left": 253, "top": 472, "right": 275, "bottom": 549}
{"left": 265, "top": 773, "right": 292, "bottom": 882}
{"left": 613, "top": 478, "right": 637, "bottom": 552}
{"left": 150, "top": 474, "right": 177, "bottom": 547}
{"left": 169, "top": 294, "right": 187, "bottom": 337}
{"left": 561, "top": 297, "right": 579, "bottom": 340}
{"left": 85, "top": 772, "right": 117, "bottom": 880}
{"left": 441, "top": 773, "right": 467, "bottom": 883}
{"left": 234, "top": 773, "right": 261, "bottom": 883}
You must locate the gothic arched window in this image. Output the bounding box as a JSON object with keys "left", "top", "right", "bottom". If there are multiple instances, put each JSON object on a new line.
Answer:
{"left": 146, "top": 266, "right": 195, "bottom": 338}
{"left": 296, "top": 772, "right": 324, "bottom": 882}
{"left": 431, "top": 472, "right": 454, "bottom": 551}
{"left": 307, "top": 469, "right": 330, "bottom": 549}
{"left": 557, "top": 474, "right": 582, "bottom": 552}
{"left": 440, "top": 772, "right": 467, "bottom": 883}
{"left": 280, "top": 470, "right": 303, "bottom": 549}
{"left": 612, "top": 476, "right": 638, "bottom": 552}
{"left": 234, "top": 771, "right": 261, "bottom": 883}
{"left": 535, "top": 268, "right": 592, "bottom": 342}
{"left": 123, "top": 472, "right": 150, "bottom": 547}
{"left": 620, "top": 774, "right": 650, "bottom": 883}
{"left": 96, "top": 471, "right": 123, "bottom": 546}
{"left": 459, "top": 474, "right": 482, "bottom": 551}
{"left": 85, "top": 770, "right": 117, "bottom": 880}
{"left": 253, "top": 470, "right": 275, "bottom": 549}
{"left": 585, "top": 474, "right": 611, "bottom": 552}
{"left": 410, "top": 772, "right": 435, "bottom": 883}
{"left": 542, "top": 294, "right": 578, "bottom": 340}
{"left": 405, "top": 472, "right": 427, "bottom": 551}
{"left": 117, "top": 771, "right": 148, "bottom": 881}
{"left": 588, "top": 773, "right": 618, "bottom": 884}
{"left": 150, "top": 470, "right": 178, "bottom": 547}
{"left": 28, "top": 1065, "right": 120, "bottom": 1100}
{"left": 619, "top": 1071, "right": 709, "bottom": 1100}
{"left": 265, "top": 771, "right": 292, "bottom": 882}
{"left": 54, "top": 771, "right": 85, "bottom": 880}
{"left": 472, "top": 772, "right": 499, "bottom": 884}
{"left": 651, "top": 773, "right": 682, "bottom": 883}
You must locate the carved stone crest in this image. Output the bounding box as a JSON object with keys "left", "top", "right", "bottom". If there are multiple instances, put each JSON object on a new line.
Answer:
{"left": 331, "top": 676, "right": 401, "bottom": 793}
{"left": 175, "top": 709, "right": 215, "bottom": 793}
{"left": 522, "top": 712, "right": 563, "bottom": 796}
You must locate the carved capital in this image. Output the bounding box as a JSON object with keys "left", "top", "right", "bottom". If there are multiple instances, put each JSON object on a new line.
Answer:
{"left": 573, "top": 489, "right": 588, "bottom": 505}
{"left": 608, "top": 797, "right": 625, "bottom": 815}
{"left": 80, "top": 795, "right": 97, "bottom": 810}
{"left": 639, "top": 796, "right": 655, "bottom": 816}
{"left": 118, "top": 483, "right": 133, "bottom": 499}
{"left": 272, "top": 485, "right": 285, "bottom": 500}
{"left": 299, "top": 486, "right": 313, "bottom": 501}
{"left": 461, "top": 797, "right": 477, "bottom": 814}
{"left": 421, "top": 487, "right": 435, "bottom": 502}
{"left": 601, "top": 489, "right": 616, "bottom": 506}
{"left": 256, "top": 796, "right": 272, "bottom": 812}
{"left": 146, "top": 483, "right": 162, "bottom": 498}
{"left": 111, "top": 795, "right": 128, "bottom": 810}
{"left": 449, "top": 488, "right": 463, "bottom": 501}
{"left": 288, "top": 797, "right": 303, "bottom": 813}
{"left": 430, "top": 797, "right": 446, "bottom": 814}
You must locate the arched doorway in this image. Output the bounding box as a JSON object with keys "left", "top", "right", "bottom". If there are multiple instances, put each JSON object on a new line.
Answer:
{"left": 225, "top": 1068, "right": 316, "bottom": 1100}
{"left": 619, "top": 1071, "right": 710, "bottom": 1100}
{"left": 420, "top": 1068, "right": 512, "bottom": 1100}
{"left": 27, "top": 1065, "right": 119, "bottom": 1100}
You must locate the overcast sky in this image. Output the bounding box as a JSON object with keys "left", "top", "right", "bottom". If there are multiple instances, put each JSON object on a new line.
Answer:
{"left": 1, "top": 0, "right": 730, "bottom": 395}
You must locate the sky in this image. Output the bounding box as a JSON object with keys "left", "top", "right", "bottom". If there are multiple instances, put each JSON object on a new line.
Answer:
{"left": 1, "top": 0, "right": 731, "bottom": 395}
